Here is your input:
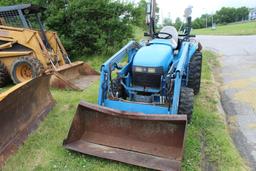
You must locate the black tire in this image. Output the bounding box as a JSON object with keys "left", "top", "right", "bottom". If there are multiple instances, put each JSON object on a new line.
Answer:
{"left": 178, "top": 87, "right": 194, "bottom": 123}
{"left": 188, "top": 51, "right": 202, "bottom": 95}
{"left": 10, "top": 57, "right": 44, "bottom": 84}
{"left": 0, "top": 61, "right": 11, "bottom": 87}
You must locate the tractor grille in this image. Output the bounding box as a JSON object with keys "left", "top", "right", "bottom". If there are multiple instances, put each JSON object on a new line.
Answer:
{"left": 132, "top": 66, "right": 163, "bottom": 88}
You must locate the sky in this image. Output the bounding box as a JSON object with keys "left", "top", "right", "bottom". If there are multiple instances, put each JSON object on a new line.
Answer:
{"left": 130, "top": 0, "right": 256, "bottom": 23}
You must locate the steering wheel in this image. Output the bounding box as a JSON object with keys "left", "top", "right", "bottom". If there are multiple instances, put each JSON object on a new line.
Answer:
{"left": 154, "top": 32, "right": 173, "bottom": 39}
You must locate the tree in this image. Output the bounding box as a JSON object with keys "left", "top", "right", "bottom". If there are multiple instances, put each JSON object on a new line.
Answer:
{"left": 215, "top": 7, "right": 236, "bottom": 24}
{"left": 192, "top": 18, "right": 204, "bottom": 29}
{"left": 192, "top": 6, "right": 249, "bottom": 29}
{"left": 162, "top": 18, "right": 173, "bottom": 26}
{"left": 235, "top": 7, "right": 249, "bottom": 21}
{"left": 174, "top": 17, "right": 182, "bottom": 30}
{"left": 132, "top": 0, "right": 147, "bottom": 29}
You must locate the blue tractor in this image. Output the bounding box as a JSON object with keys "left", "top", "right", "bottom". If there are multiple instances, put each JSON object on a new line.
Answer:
{"left": 64, "top": 2, "right": 202, "bottom": 170}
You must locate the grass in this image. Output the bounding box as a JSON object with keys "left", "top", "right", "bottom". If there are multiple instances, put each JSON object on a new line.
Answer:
{"left": 0, "top": 87, "right": 10, "bottom": 93}
{"left": 192, "top": 21, "right": 256, "bottom": 35}
{"left": 2, "top": 50, "right": 248, "bottom": 171}
{"left": 133, "top": 26, "right": 146, "bottom": 41}
{"left": 182, "top": 51, "right": 248, "bottom": 170}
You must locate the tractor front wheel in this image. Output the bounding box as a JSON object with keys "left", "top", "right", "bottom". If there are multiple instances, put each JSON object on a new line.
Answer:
{"left": 0, "top": 61, "right": 11, "bottom": 87}
{"left": 178, "top": 87, "right": 194, "bottom": 123}
{"left": 188, "top": 51, "right": 202, "bottom": 95}
{"left": 10, "top": 57, "right": 44, "bottom": 84}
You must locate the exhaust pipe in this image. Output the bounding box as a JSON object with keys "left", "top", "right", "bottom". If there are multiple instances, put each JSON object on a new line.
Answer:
{"left": 64, "top": 101, "right": 187, "bottom": 170}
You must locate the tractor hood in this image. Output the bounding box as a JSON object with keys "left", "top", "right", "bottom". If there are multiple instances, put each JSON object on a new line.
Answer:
{"left": 133, "top": 43, "right": 173, "bottom": 72}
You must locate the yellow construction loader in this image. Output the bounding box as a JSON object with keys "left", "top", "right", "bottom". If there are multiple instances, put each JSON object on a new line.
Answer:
{"left": 0, "top": 4, "right": 98, "bottom": 90}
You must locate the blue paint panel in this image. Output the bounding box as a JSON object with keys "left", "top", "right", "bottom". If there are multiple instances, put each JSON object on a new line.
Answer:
{"left": 121, "top": 84, "right": 160, "bottom": 93}
{"left": 188, "top": 43, "right": 198, "bottom": 60}
{"left": 149, "top": 39, "right": 174, "bottom": 46}
{"left": 133, "top": 44, "right": 173, "bottom": 72}
{"left": 104, "top": 100, "right": 171, "bottom": 114}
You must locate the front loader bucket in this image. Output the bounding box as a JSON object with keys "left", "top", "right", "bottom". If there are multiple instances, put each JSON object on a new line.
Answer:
{"left": 0, "top": 75, "right": 55, "bottom": 166}
{"left": 63, "top": 101, "right": 187, "bottom": 170}
{"left": 50, "top": 61, "right": 99, "bottom": 90}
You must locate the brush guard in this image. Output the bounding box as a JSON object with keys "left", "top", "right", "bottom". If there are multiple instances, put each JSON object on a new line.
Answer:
{"left": 0, "top": 75, "right": 55, "bottom": 166}
{"left": 63, "top": 101, "right": 187, "bottom": 170}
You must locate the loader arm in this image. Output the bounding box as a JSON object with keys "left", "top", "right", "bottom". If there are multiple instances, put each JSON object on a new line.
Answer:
{"left": 98, "top": 41, "right": 141, "bottom": 105}
{"left": 171, "top": 42, "right": 190, "bottom": 114}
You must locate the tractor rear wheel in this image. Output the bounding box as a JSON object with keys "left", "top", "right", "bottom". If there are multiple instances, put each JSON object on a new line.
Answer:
{"left": 10, "top": 57, "right": 44, "bottom": 84}
{"left": 178, "top": 87, "right": 194, "bottom": 123}
{"left": 0, "top": 61, "right": 11, "bottom": 87}
{"left": 188, "top": 51, "right": 202, "bottom": 95}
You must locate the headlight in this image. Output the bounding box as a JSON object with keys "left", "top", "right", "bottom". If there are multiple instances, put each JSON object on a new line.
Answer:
{"left": 134, "top": 66, "right": 157, "bottom": 73}
{"left": 147, "top": 67, "right": 156, "bottom": 73}
{"left": 135, "top": 66, "right": 143, "bottom": 72}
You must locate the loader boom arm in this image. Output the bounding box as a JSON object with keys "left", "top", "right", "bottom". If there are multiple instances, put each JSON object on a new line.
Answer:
{"left": 171, "top": 43, "right": 190, "bottom": 114}
{"left": 98, "top": 41, "right": 140, "bottom": 105}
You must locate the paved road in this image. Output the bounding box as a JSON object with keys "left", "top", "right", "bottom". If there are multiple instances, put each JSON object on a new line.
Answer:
{"left": 197, "top": 35, "right": 256, "bottom": 169}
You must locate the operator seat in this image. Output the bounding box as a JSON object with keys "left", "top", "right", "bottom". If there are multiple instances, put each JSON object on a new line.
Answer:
{"left": 158, "top": 26, "right": 178, "bottom": 49}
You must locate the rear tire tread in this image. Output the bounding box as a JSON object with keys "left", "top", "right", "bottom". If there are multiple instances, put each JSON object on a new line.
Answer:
{"left": 11, "top": 57, "right": 44, "bottom": 84}
{"left": 0, "top": 61, "right": 11, "bottom": 87}
{"left": 188, "top": 51, "right": 202, "bottom": 95}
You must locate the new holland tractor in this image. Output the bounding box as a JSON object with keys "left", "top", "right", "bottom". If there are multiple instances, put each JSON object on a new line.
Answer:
{"left": 0, "top": 4, "right": 98, "bottom": 90}
{"left": 64, "top": 2, "right": 202, "bottom": 170}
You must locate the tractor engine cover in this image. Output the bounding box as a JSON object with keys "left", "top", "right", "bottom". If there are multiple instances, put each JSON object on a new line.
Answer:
{"left": 132, "top": 43, "right": 173, "bottom": 88}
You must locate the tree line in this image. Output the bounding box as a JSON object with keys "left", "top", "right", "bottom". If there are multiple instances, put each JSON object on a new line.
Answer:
{"left": 192, "top": 7, "right": 249, "bottom": 29}
{"left": 163, "top": 6, "right": 250, "bottom": 30}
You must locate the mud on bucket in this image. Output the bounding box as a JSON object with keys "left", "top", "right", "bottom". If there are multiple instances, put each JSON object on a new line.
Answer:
{"left": 63, "top": 101, "right": 187, "bottom": 171}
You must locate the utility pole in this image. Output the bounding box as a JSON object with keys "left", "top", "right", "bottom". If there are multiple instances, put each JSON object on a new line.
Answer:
{"left": 211, "top": 14, "right": 213, "bottom": 27}
{"left": 205, "top": 14, "right": 207, "bottom": 28}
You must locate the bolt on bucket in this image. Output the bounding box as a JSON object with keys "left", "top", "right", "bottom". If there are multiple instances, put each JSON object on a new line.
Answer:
{"left": 0, "top": 75, "right": 55, "bottom": 166}
{"left": 63, "top": 101, "right": 187, "bottom": 171}
{"left": 50, "top": 61, "right": 99, "bottom": 90}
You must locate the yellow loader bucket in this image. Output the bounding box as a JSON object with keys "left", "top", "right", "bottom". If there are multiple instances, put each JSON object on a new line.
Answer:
{"left": 0, "top": 75, "right": 55, "bottom": 166}
{"left": 50, "top": 61, "right": 99, "bottom": 90}
{"left": 63, "top": 101, "right": 187, "bottom": 170}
